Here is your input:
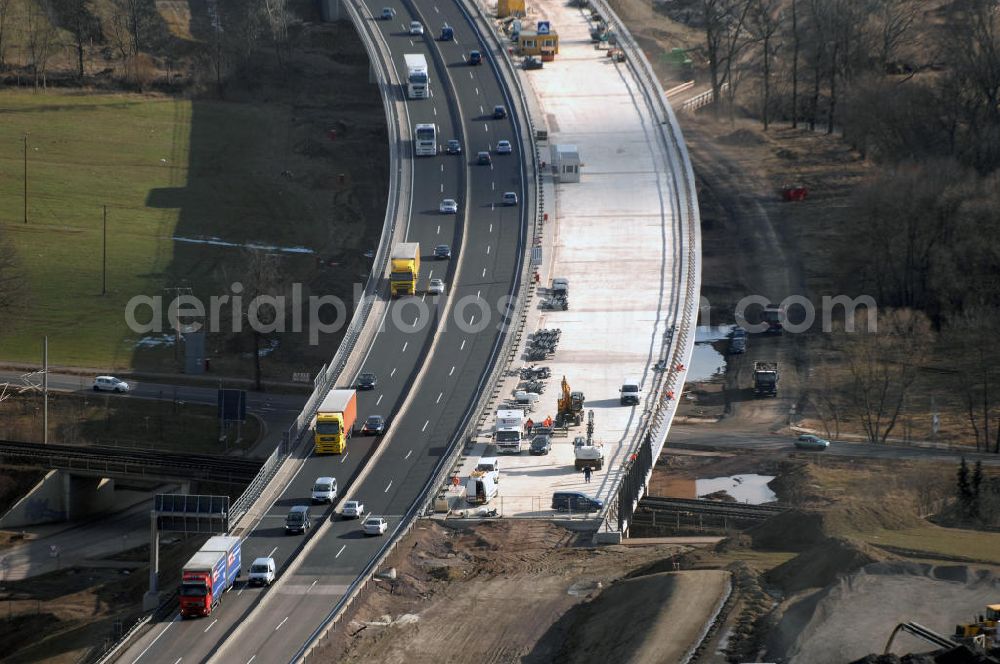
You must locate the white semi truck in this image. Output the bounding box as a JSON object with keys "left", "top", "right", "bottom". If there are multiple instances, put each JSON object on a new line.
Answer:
{"left": 404, "top": 53, "right": 429, "bottom": 99}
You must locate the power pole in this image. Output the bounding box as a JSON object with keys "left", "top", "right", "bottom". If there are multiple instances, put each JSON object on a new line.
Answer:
{"left": 102, "top": 206, "right": 107, "bottom": 295}
{"left": 23, "top": 134, "right": 28, "bottom": 224}
{"left": 43, "top": 336, "right": 48, "bottom": 444}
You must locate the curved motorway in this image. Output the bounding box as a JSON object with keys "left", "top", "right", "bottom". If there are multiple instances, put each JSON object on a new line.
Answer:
{"left": 120, "top": 1, "right": 527, "bottom": 662}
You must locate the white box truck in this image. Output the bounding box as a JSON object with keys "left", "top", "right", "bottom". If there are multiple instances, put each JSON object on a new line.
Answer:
{"left": 404, "top": 53, "right": 429, "bottom": 99}
{"left": 494, "top": 409, "right": 525, "bottom": 454}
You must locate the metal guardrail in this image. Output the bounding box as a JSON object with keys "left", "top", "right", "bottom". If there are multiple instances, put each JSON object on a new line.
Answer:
{"left": 680, "top": 82, "right": 728, "bottom": 112}
{"left": 581, "top": 0, "right": 703, "bottom": 535}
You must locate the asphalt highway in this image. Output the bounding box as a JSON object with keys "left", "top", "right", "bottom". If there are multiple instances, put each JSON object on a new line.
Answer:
{"left": 119, "top": 1, "right": 526, "bottom": 662}
{"left": 668, "top": 425, "right": 1000, "bottom": 465}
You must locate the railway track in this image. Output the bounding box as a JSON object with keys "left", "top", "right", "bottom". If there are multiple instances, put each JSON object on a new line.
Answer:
{"left": 0, "top": 439, "right": 262, "bottom": 484}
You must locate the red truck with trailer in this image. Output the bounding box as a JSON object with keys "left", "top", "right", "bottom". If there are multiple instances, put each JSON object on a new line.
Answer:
{"left": 179, "top": 535, "right": 241, "bottom": 618}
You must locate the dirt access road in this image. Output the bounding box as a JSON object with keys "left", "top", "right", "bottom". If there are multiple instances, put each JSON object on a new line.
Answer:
{"left": 314, "top": 520, "right": 729, "bottom": 664}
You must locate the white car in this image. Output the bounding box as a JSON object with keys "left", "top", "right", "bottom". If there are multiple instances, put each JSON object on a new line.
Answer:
{"left": 502, "top": 191, "right": 518, "bottom": 206}
{"left": 440, "top": 198, "right": 458, "bottom": 214}
{"left": 496, "top": 140, "right": 512, "bottom": 154}
{"left": 428, "top": 278, "right": 445, "bottom": 295}
{"left": 93, "top": 375, "right": 130, "bottom": 393}
{"left": 248, "top": 557, "right": 275, "bottom": 586}
{"left": 362, "top": 516, "right": 388, "bottom": 536}
{"left": 410, "top": 21, "right": 424, "bottom": 35}
{"left": 341, "top": 500, "right": 364, "bottom": 519}
{"left": 311, "top": 476, "right": 338, "bottom": 504}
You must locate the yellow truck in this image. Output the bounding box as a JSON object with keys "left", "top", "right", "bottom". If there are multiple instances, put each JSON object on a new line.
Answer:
{"left": 314, "top": 389, "right": 357, "bottom": 454}
{"left": 390, "top": 242, "right": 420, "bottom": 296}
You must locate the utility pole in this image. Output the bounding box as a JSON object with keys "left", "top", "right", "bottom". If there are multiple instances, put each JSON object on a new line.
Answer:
{"left": 23, "top": 134, "right": 28, "bottom": 224}
{"left": 43, "top": 336, "right": 48, "bottom": 444}
{"left": 102, "top": 206, "right": 108, "bottom": 295}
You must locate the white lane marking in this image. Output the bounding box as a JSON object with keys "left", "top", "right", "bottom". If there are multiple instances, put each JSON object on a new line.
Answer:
{"left": 482, "top": 268, "right": 487, "bottom": 278}
{"left": 491, "top": 203, "right": 495, "bottom": 210}
{"left": 402, "top": 342, "right": 408, "bottom": 352}
{"left": 390, "top": 367, "right": 397, "bottom": 377}
{"left": 131, "top": 618, "right": 177, "bottom": 663}
{"left": 238, "top": 586, "right": 245, "bottom": 596}
{"left": 434, "top": 5, "right": 439, "bottom": 11}
{"left": 437, "top": 224, "right": 441, "bottom": 234}
{"left": 308, "top": 580, "right": 318, "bottom": 592}
{"left": 275, "top": 617, "right": 289, "bottom": 631}
{"left": 268, "top": 546, "right": 278, "bottom": 557}
{"left": 440, "top": 183, "right": 444, "bottom": 192}
{"left": 475, "top": 87, "right": 479, "bottom": 95}
{"left": 489, "top": 223, "right": 493, "bottom": 232}
{"left": 469, "top": 71, "right": 474, "bottom": 79}
{"left": 437, "top": 392, "right": 443, "bottom": 403}
{"left": 460, "top": 339, "right": 467, "bottom": 350}
{"left": 433, "top": 106, "right": 438, "bottom": 116}
{"left": 377, "top": 394, "right": 383, "bottom": 405}
{"left": 336, "top": 545, "right": 346, "bottom": 558}
{"left": 480, "top": 105, "right": 484, "bottom": 114}
{"left": 204, "top": 619, "right": 218, "bottom": 634}
{"left": 484, "top": 123, "right": 489, "bottom": 132}
{"left": 385, "top": 480, "right": 393, "bottom": 493}
{"left": 487, "top": 245, "right": 491, "bottom": 255}
{"left": 491, "top": 181, "right": 495, "bottom": 190}
{"left": 470, "top": 316, "right": 476, "bottom": 325}
{"left": 409, "top": 39, "right": 414, "bottom": 46}
{"left": 454, "top": 36, "right": 460, "bottom": 44}
{"left": 490, "top": 163, "right": 494, "bottom": 171}
{"left": 476, "top": 290, "right": 481, "bottom": 299}
{"left": 340, "top": 451, "right": 350, "bottom": 464}
{"left": 174, "top": 659, "right": 182, "bottom": 664}
{"left": 441, "top": 164, "right": 444, "bottom": 172}
{"left": 421, "top": 293, "right": 427, "bottom": 302}
{"left": 422, "top": 420, "right": 429, "bottom": 431}
{"left": 405, "top": 450, "right": 413, "bottom": 460}
{"left": 246, "top": 657, "right": 256, "bottom": 664}
{"left": 449, "top": 366, "right": 455, "bottom": 376}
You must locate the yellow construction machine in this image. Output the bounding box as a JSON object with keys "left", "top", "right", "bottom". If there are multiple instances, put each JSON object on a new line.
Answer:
{"left": 557, "top": 376, "right": 585, "bottom": 427}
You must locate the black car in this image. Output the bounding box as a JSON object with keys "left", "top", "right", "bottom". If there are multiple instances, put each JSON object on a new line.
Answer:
{"left": 358, "top": 372, "right": 377, "bottom": 390}
{"left": 493, "top": 105, "right": 507, "bottom": 119}
{"left": 523, "top": 56, "right": 543, "bottom": 70}
{"left": 445, "top": 139, "right": 462, "bottom": 155}
{"left": 361, "top": 415, "right": 386, "bottom": 436}
{"left": 530, "top": 434, "right": 552, "bottom": 455}
{"left": 434, "top": 244, "right": 452, "bottom": 259}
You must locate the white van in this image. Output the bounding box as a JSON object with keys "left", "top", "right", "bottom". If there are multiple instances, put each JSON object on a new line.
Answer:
{"left": 311, "top": 477, "right": 338, "bottom": 504}
{"left": 465, "top": 475, "right": 498, "bottom": 505}
{"left": 475, "top": 457, "right": 500, "bottom": 483}
{"left": 93, "top": 376, "right": 131, "bottom": 393}
{"left": 248, "top": 557, "right": 275, "bottom": 586}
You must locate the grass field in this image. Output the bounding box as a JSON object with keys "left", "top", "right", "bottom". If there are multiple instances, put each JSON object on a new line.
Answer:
{"left": 0, "top": 391, "right": 261, "bottom": 453}
{"left": 0, "top": 62, "right": 386, "bottom": 378}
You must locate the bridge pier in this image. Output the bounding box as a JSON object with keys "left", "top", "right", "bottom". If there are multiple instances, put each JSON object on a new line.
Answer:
{"left": 0, "top": 469, "right": 156, "bottom": 528}
{"left": 319, "top": 0, "right": 340, "bottom": 21}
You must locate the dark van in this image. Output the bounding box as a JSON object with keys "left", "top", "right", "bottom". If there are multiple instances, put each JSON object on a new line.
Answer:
{"left": 285, "top": 505, "right": 312, "bottom": 534}
{"left": 551, "top": 491, "right": 604, "bottom": 512}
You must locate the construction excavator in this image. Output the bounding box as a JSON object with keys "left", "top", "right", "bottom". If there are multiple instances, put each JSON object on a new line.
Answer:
{"left": 557, "top": 376, "right": 585, "bottom": 427}
{"left": 884, "top": 606, "right": 1000, "bottom": 659}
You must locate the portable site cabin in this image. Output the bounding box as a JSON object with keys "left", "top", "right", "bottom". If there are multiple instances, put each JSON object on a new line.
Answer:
{"left": 551, "top": 144, "right": 581, "bottom": 183}
{"left": 517, "top": 21, "right": 559, "bottom": 59}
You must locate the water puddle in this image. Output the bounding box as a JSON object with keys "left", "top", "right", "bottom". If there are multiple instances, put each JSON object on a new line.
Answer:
{"left": 685, "top": 325, "right": 733, "bottom": 382}
{"left": 695, "top": 474, "right": 776, "bottom": 504}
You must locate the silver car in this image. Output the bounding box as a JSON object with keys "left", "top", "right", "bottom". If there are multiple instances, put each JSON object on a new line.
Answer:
{"left": 440, "top": 198, "right": 458, "bottom": 214}
{"left": 496, "top": 140, "right": 512, "bottom": 154}
{"left": 795, "top": 434, "right": 830, "bottom": 451}
{"left": 428, "top": 278, "right": 445, "bottom": 295}
{"left": 410, "top": 21, "right": 424, "bottom": 35}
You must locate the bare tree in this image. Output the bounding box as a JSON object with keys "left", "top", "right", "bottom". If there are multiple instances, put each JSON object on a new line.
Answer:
{"left": 25, "top": 0, "right": 57, "bottom": 89}
{"left": 949, "top": 309, "right": 1000, "bottom": 452}
{"left": 843, "top": 308, "right": 932, "bottom": 444}
{"left": 0, "top": 0, "right": 12, "bottom": 70}
{"left": 875, "top": 0, "right": 919, "bottom": 72}
{"left": 54, "top": 0, "right": 99, "bottom": 81}
{"left": 789, "top": 0, "right": 800, "bottom": 127}
{"left": 747, "top": 0, "right": 782, "bottom": 130}
{"left": 701, "top": 0, "right": 752, "bottom": 114}
{"left": 263, "top": 0, "right": 293, "bottom": 67}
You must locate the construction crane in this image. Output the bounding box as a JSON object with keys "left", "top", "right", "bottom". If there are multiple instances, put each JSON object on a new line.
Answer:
{"left": 557, "top": 376, "right": 584, "bottom": 427}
